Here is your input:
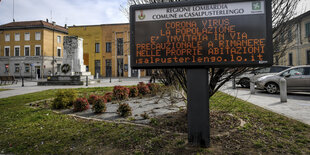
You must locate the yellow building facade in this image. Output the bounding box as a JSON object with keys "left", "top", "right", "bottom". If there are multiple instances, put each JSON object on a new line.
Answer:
{"left": 275, "top": 11, "right": 310, "bottom": 66}
{"left": 69, "top": 23, "right": 147, "bottom": 77}
{"left": 0, "top": 20, "right": 68, "bottom": 78}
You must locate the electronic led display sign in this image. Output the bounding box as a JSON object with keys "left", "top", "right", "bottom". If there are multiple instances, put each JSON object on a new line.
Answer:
{"left": 130, "top": 0, "right": 273, "bottom": 68}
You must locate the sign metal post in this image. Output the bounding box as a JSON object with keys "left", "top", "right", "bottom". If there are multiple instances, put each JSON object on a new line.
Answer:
{"left": 187, "top": 68, "right": 210, "bottom": 147}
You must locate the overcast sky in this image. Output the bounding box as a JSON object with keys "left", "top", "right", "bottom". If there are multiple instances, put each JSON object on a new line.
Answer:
{"left": 0, "top": 0, "right": 129, "bottom": 26}
{"left": 0, "top": 0, "right": 309, "bottom": 27}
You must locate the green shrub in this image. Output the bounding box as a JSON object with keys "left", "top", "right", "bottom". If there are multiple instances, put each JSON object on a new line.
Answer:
{"left": 137, "top": 82, "right": 150, "bottom": 95}
{"left": 147, "top": 83, "right": 160, "bottom": 95}
{"left": 52, "top": 89, "right": 77, "bottom": 109}
{"left": 129, "top": 87, "right": 139, "bottom": 97}
{"left": 104, "top": 92, "right": 113, "bottom": 102}
{"left": 88, "top": 94, "right": 98, "bottom": 105}
{"left": 92, "top": 96, "right": 107, "bottom": 113}
{"left": 113, "top": 86, "right": 129, "bottom": 100}
{"left": 73, "top": 98, "right": 89, "bottom": 112}
{"left": 117, "top": 103, "right": 132, "bottom": 117}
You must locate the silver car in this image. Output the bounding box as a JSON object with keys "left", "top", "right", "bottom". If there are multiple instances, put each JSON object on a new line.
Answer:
{"left": 255, "top": 65, "right": 310, "bottom": 94}
{"left": 235, "top": 66, "right": 289, "bottom": 88}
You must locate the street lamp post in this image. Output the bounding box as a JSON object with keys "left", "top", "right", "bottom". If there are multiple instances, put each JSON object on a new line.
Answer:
{"left": 52, "top": 22, "right": 56, "bottom": 76}
{"left": 31, "top": 64, "right": 33, "bottom": 80}
{"left": 20, "top": 62, "right": 24, "bottom": 87}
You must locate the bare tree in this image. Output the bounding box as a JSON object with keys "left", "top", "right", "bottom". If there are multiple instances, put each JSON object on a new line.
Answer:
{"left": 272, "top": 0, "right": 300, "bottom": 64}
{"left": 122, "top": 0, "right": 300, "bottom": 97}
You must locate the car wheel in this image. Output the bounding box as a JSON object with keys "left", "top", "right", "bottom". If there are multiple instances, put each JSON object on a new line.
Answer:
{"left": 265, "top": 83, "right": 279, "bottom": 94}
{"left": 239, "top": 78, "right": 250, "bottom": 88}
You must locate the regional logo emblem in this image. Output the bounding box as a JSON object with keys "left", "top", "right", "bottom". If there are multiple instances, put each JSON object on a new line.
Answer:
{"left": 138, "top": 10, "right": 146, "bottom": 20}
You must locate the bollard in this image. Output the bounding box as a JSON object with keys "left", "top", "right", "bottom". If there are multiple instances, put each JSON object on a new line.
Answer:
{"left": 232, "top": 77, "right": 236, "bottom": 89}
{"left": 250, "top": 77, "right": 255, "bottom": 94}
{"left": 280, "top": 78, "right": 287, "bottom": 102}
{"left": 86, "top": 76, "right": 88, "bottom": 86}
{"left": 96, "top": 73, "right": 99, "bottom": 79}
{"left": 22, "top": 77, "right": 24, "bottom": 87}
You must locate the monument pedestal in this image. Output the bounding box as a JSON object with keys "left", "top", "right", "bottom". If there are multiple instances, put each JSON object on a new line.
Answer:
{"left": 38, "top": 76, "right": 83, "bottom": 85}
{"left": 37, "top": 36, "right": 94, "bottom": 86}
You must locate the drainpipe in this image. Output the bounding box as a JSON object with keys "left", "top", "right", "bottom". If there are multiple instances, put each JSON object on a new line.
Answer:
{"left": 115, "top": 32, "right": 117, "bottom": 77}
{"left": 297, "top": 22, "right": 301, "bottom": 65}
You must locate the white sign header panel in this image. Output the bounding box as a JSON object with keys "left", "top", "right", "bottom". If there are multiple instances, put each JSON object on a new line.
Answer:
{"left": 136, "top": 1, "right": 265, "bottom": 22}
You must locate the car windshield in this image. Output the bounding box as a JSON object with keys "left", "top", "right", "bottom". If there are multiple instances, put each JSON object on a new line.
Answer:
{"left": 252, "top": 66, "right": 289, "bottom": 74}
{"left": 270, "top": 66, "right": 289, "bottom": 73}
{"left": 256, "top": 67, "right": 271, "bottom": 73}
{"left": 280, "top": 67, "right": 305, "bottom": 77}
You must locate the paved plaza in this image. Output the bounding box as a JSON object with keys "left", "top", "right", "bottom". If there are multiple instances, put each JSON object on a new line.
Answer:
{"left": 1, "top": 78, "right": 310, "bottom": 125}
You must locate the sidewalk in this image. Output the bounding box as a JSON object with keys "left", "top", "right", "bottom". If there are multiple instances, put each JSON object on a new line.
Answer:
{"left": 220, "top": 82, "right": 310, "bottom": 125}
{"left": 0, "top": 77, "right": 150, "bottom": 99}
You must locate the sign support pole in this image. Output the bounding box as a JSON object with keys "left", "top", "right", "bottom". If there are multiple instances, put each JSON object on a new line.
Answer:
{"left": 187, "top": 68, "right": 210, "bottom": 147}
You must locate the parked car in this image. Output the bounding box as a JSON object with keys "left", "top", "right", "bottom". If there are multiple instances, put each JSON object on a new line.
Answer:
{"left": 255, "top": 65, "right": 310, "bottom": 94}
{"left": 235, "top": 66, "right": 289, "bottom": 88}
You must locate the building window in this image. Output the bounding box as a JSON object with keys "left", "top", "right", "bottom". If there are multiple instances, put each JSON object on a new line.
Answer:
{"left": 24, "top": 64, "right": 30, "bottom": 73}
{"left": 57, "top": 47, "right": 61, "bottom": 57}
{"left": 35, "top": 32, "right": 41, "bottom": 40}
{"left": 275, "top": 56, "right": 279, "bottom": 65}
{"left": 5, "top": 64, "right": 9, "bottom": 73}
{"left": 306, "top": 23, "right": 310, "bottom": 37}
{"left": 106, "top": 59, "right": 112, "bottom": 77}
{"left": 57, "top": 64, "right": 61, "bottom": 73}
{"left": 117, "top": 38, "right": 123, "bottom": 56}
{"left": 4, "top": 46, "right": 10, "bottom": 56}
{"left": 15, "top": 33, "right": 20, "bottom": 41}
{"left": 24, "top": 45, "right": 30, "bottom": 56}
{"left": 106, "top": 42, "right": 111, "bottom": 53}
{"left": 307, "top": 50, "right": 310, "bottom": 65}
{"left": 14, "top": 46, "right": 20, "bottom": 56}
{"left": 57, "top": 36, "right": 61, "bottom": 43}
{"left": 95, "top": 43, "right": 100, "bottom": 53}
{"left": 15, "top": 64, "right": 20, "bottom": 73}
{"left": 35, "top": 45, "right": 41, "bottom": 56}
{"left": 289, "top": 53, "right": 293, "bottom": 66}
{"left": 94, "top": 60, "right": 101, "bottom": 77}
{"left": 24, "top": 32, "right": 30, "bottom": 41}
{"left": 5, "top": 34, "right": 10, "bottom": 42}
{"left": 287, "top": 29, "right": 292, "bottom": 42}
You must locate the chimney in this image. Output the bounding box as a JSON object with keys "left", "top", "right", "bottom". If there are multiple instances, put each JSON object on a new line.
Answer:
{"left": 46, "top": 18, "right": 49, "bottom": 23}
{"left": 65, "top": 24, "right": 67, "bottom": 29}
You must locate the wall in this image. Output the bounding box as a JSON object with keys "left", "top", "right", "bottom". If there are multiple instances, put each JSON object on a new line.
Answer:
{"left": 0, "top": 27, "right": 67, "bottom": 77}
{"left": 68, "top": 25, "right": 102, "bottom": 75}
{"left": 68, "top": 24, "right": 146, "bottom": 77}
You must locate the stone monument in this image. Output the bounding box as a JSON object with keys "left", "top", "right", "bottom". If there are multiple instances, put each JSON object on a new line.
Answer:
{"left": 62, "top": 36, "right": 91, "bottom": 77}
{"left": 37, "top": 36, "right": 92, "bottom": 85}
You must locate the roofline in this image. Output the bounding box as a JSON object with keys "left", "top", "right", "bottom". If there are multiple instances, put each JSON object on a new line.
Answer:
{"left": 68, "top": 23, "right": 129, "bottom": 28}
{"left": 0, "top": 26, "right": 68, "bottom": 34}
{"left": 0, "top": 20, "right": 68, "bottom": 34}
{"left": 288, "top": 10, "right": 310, "bottom": 24}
